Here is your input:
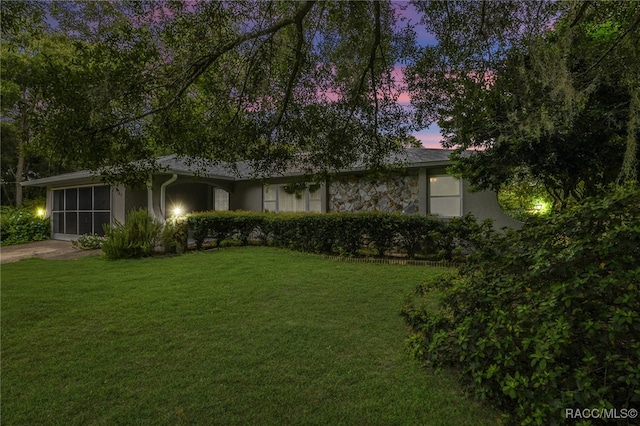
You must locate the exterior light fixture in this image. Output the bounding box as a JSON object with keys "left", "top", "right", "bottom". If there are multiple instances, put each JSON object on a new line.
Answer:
{"left": 36, "top": 207, "right": 46, "bottom": 218}
{"left": 172, "top": 206, "right": 183, "bottom": 217}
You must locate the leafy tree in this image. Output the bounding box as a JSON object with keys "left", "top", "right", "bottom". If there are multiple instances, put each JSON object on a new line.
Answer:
{"left": 4, "top": 1, "right": 417, "bottom": 186}
{"left": 409, "top": 1, "right": 640, "bottom": 207}
{"left": 0, "top": 30, "right": 79, "bottom": 205}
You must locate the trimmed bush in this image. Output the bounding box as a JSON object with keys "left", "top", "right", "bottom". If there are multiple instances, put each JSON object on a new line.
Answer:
{"left": 402, "top": 186, "right": 640, "bottom": 425}
{"left": 102, "top": 208, "right": 163, "bottom": 259}
{"left": 361, "top": 212, "right": 398, "bottom": 256}
{"left": 0, "top": 206, "right": 50, "bottom": 246}
{"left": 186, "top": 211, "right": 486, "bottom": 261}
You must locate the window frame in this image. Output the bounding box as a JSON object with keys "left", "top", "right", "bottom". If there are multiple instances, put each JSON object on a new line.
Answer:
{"left": 212, "top": 187, "right": 230, "bottom": 211}
{"left": 51, "top": 184, "right": 112, "bottom": 238}
{"left": 263, "top": 183, "right": 322, "bottom": 213}
{"left": 428, "top": 175, "right": 462, "bottom": 218}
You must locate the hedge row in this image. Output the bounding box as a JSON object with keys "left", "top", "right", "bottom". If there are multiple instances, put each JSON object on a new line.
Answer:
{"left": 187, "top": 211, "right": 494, "bottom": 260}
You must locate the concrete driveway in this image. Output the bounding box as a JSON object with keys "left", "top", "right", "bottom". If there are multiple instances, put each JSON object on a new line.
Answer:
{"left": 0, "top": 240, "right": 101, "bottom": 264}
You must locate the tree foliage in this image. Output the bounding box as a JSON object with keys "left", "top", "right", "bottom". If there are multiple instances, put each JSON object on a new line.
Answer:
{"left": 403, "top": 185, "right": 640, "bottom": 425}
{"left": 2, "top": 1, "right": 417, "bottom": 187}
{"left": 409, "top": 1, "right": 640, "bottom": 206}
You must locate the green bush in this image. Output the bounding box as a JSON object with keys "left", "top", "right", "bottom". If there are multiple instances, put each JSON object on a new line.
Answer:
{"left": 186, "top": 211, "right": 487, "bottom": 261}
{"left": 102, "top": 209, "right": 163, "bottom": 259}
{"left": 161, "top": 218, "right": 188, "bottom": 254}
{"left": 361, "top": 212, "right": 398, "bottom": 256}
{"left": 402, "top": 185, "right": 640, "bottom": 425}
{"left": 0, "top": 206, "right": 50, "bottom": 246}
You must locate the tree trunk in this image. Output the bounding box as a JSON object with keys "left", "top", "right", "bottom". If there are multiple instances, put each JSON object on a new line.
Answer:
{"left": 15, "top": 148, "right": 24, "bottom": 207}
{"left": 16, "top": 91, "right": 29, "bottom": 207}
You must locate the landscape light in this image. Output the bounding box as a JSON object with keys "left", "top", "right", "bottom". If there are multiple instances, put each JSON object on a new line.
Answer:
{"left": 36, "top": 208, "right": 46, "bottom": 218}
{"left": 533, "top": 200, "right": 549, "bottom": 214}
{"left": 172, "top": 206, "right": 183, "bottom": 217}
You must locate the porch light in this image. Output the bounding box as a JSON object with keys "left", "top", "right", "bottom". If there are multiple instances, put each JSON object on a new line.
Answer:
{"left": 533, "top": 200, "right": 549, "bottom": 213}
{"left": 172, "top": 206, "right": 184, "bottom": 217}
{"left": 36, "top": 207, "right": 46, "bottom": 218}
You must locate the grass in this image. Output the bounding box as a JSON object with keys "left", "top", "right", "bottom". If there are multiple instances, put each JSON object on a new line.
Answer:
{"left": 1, "top": 247, "right": 499, "bottom": 425}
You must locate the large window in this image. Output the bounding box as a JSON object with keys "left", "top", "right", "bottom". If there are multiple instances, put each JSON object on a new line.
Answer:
{"left": 52, "top": 185, "right": 111, "bottom": 236}
{"left": 263, "top": 184, "right": 322, "bottom": 213}
{"left": 429, "top": 175, "right": 461, "bottom": 217}
{"left": 213, "top": 188, "right": 229, "bottom": 211}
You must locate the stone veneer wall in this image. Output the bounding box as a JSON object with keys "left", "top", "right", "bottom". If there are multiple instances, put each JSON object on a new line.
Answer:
{"left": 329, "top": 173, "right": 419, "bottom": 213}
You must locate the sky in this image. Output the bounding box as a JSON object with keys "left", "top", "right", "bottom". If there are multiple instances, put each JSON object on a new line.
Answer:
{"left": 393, "top": 1, "right": 443, "bottom": 149}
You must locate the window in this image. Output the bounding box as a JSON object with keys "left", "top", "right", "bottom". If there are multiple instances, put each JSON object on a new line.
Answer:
{"left": 263, "top": 184, "right": 322, "bottom": 213}
{"left": 213, "top": 188, "right": 229, "bottom": 211}
{"left": 429, "top": 175, "right": 461, "bottom": 217}
{"left": 52, "top": 185, "right": 111, "bottom": 236}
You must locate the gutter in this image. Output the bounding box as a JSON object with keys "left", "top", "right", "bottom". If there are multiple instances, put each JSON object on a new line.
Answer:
{"left": 160, "top": 174, "right": 178, "bottom": 220}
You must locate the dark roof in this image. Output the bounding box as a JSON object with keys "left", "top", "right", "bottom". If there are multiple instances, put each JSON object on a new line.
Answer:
{"left": 155, "top": 155, "right": 247, "bottom": 180}
{"left": 396, "top": 147, "right": 454, "bottom": 164}
{"left": 22, "top": 147, "right": 455, "bottom": 187}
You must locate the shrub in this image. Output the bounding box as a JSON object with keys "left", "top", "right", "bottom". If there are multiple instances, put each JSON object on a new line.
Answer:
{"left": 402, "top": 185, "right": 640, "bottom": 425}
{"left": 394, "top": 215, "right": 443, "bottom": 259}
{"left": 331, "top": 214, "right": 365, "bottom": 256}
{"left": 72, "top": 234, "right": 106, "bottom": 250}
{"left": 186, "top": 210, "right": 488, "bottom": 261}
{"left": 102, "top": 209, "right": 163, "bottom": 259}
{"left": 0, "top": 206, "right": 50, "bottom": 246}
{"left": 232, "top": 212, "right": 265, "bottom": 246}
{"left": 361, "top": 212, "right": 398, "bottom": 256}
{"left": 161, "top": 218, "right": 188, "bottom": 254}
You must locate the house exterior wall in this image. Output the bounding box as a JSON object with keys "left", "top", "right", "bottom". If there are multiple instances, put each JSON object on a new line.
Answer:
{"left": 125, "top": 187, "right": 149, "bottom": 215}
{"left": 230, "top": 180, "right": 263, "bottom": 211}
{"left": 462, "top": 181, "right": 523, "bottom": 230}
{"left": 112, "top": 185, "right": 126, "bottom": 225}
{"left": 328, "top": 172, "right": 420, "bottom": 214}
{"left": 165, "top": 182, "right": 212, "bottom": 214}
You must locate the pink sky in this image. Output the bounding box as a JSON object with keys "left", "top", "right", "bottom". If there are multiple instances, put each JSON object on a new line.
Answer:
{"left": 393, "top": 1, "right": 443, "bottom": 149}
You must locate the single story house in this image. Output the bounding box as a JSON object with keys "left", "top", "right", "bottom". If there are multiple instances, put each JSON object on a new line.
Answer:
{"left": 22, "top": 148, "right": 522, "bottom": 240}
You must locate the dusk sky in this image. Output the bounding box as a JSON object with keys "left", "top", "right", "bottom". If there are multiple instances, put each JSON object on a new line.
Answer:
{"left": 394, "top": 1, "right": 442, "bottom": 149}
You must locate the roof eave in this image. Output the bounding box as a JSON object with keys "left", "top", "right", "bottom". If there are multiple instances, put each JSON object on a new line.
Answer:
{"left": 20, "top": 171, "right": 98, "bottom": 188}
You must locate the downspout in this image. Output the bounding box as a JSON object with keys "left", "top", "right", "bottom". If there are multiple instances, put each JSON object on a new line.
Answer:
{"left": 147, "top": 175, "right": 154, "bottom": 219}
{"left": 160, "top": 174, "right": 178, "bottom": 220}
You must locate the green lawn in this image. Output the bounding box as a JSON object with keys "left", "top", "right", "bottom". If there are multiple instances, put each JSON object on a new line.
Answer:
{"left": 1, "top": 247, "right": 499, "bottom": 425}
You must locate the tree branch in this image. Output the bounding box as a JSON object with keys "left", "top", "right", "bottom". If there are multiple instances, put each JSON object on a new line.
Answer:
{"left": 90, "top": 1, "right": 316, "bottom": 136}
{"left": 273, "top": 10, "right": 307, "bottom": 128}
{"left": 343, "top": 1, "right": 383, "bottom": 138}
{"left": 478, "top": 0, "right": 486, "bottom": 38}
{"left": 581, "top": 11, "right": 640, "bottom": 75}
{"left": 570, "top": 1, "right": 592, "bottom": 28}
{"left": 371, "top": 1, "right": 381, "bottom": 140}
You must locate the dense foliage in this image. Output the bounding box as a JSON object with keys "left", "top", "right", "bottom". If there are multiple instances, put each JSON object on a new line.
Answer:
{"left": 0, "top": 205, "right": 49, "bottom": 246}
{"left": 101, "top": 209, "right": 163, "bottom": 259}
{"left": 402, "top": 186, "right": 640, "bottom": 425}
{"left": 1, "top": 1, "right": 416, "bottom": 189}
{"left": 161, "top": 218, "right": 189, "bottom": 255}
{"left": 409, "top": 1, "right": 640, "bottom": 206}
{"left": 187, "top": 210, "right": 492, "bottom": 261}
